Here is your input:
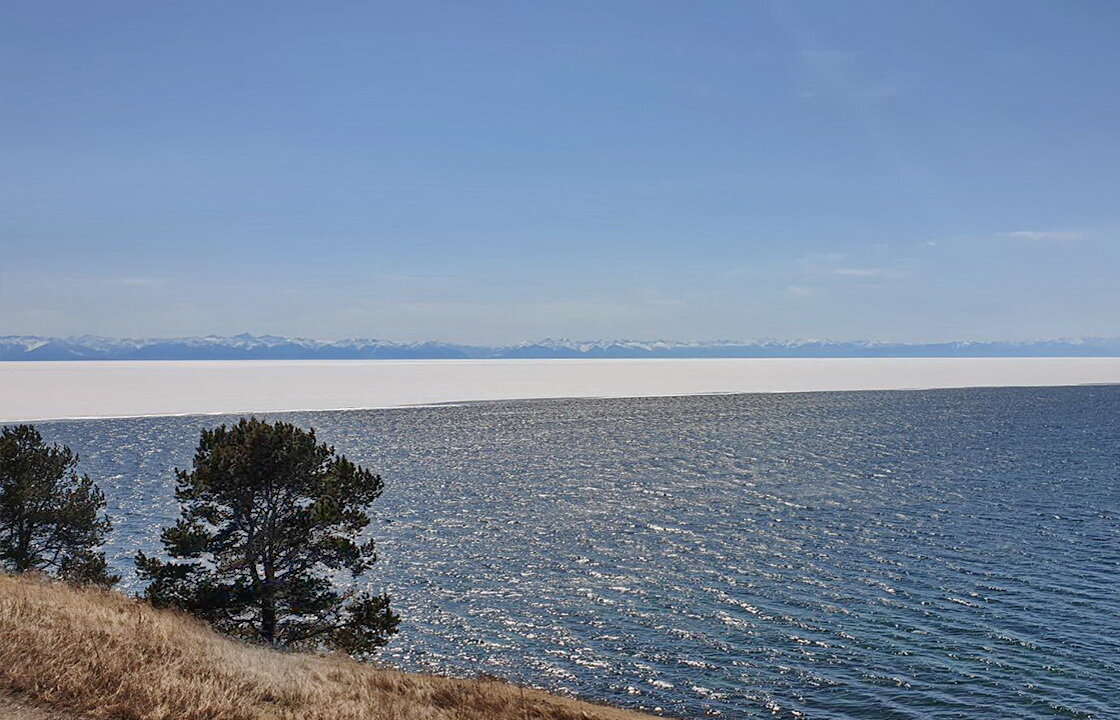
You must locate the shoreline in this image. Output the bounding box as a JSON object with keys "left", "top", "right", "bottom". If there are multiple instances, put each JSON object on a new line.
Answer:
{"left": 3, "top": 357, "right": 1119, "bottom": 423}
{"left": 0, "top": 574, "right": 669, "bottom": 720}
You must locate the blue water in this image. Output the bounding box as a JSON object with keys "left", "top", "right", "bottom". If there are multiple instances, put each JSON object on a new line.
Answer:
{"left": 30, "top": 386, "right": 1120, "bottom": 719}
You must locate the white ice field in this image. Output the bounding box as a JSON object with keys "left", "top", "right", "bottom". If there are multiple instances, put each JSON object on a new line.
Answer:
{"left": 2, "top": 357, "right": 1119, "bottom": 422}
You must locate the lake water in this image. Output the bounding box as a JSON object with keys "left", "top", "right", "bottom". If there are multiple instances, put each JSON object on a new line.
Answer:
{"left": 27, "top": 386, "right": 1120, "bottom": 719}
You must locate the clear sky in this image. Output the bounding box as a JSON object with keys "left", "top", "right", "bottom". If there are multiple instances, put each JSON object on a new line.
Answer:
{"left": 1, "top": 1, "right": 1117, "bottom": 344}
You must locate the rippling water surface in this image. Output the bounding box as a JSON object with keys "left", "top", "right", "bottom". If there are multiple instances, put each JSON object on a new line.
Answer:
{"left": 33, "top": 386, "right": 1120, "bottom": 719}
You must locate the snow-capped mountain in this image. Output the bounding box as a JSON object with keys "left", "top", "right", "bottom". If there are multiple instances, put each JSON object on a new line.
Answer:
{"left": 1, "top": 334, "right": 1118, "bottom": 360}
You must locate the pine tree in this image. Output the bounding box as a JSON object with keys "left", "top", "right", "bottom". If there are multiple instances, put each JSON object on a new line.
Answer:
{"left": 0, "top": 424, "right": 117, "bottom": 587}
{"left": 136, "top": 417, "right": 398, "bottom": 656}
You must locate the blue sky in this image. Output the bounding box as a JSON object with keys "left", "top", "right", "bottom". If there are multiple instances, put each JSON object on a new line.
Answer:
{"left": 2, "top": 1, "right": 1117, "bottom": 343}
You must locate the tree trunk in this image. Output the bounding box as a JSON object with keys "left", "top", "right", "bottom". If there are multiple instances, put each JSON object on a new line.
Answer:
{"left": 261, "top": 596, "right": 276, "bottom": 644}
{"left": 14, "top": 526, "right": 34, "bottom": 572}
{"left": 261, "top": 556, "right": 277, "bottom": 644}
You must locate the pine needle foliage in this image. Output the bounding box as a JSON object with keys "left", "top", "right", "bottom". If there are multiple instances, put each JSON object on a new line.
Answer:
{"left": 0, "top": 424, "right": 116, "bottom": 587}
{"left": 136, "top": 417, "right": 398, "bottom": 656}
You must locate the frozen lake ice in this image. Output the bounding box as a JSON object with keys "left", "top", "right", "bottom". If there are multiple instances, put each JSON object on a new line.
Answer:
{"left": 2, "top": 357, "right": 1119, "bottom": 421}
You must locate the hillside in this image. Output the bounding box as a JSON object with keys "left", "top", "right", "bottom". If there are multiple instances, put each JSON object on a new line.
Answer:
{"left": 0, "top": 574, "right": 668, "bottom": 720}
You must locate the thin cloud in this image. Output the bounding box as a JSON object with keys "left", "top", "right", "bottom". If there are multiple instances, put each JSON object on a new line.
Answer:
{"left": 786, "top": 284, "right": 825, "bottom": 298}
{"left": 998, "top": 230, "right": 1083, "bottom": 242}
{"left": 798, "top": 255, "right": 903, "bottom": 280}
{"left": 830, "top": 267, "right": 892, "bottom": 278}
{"left": 797, "top": 49, "right": 904, "bottom": 102}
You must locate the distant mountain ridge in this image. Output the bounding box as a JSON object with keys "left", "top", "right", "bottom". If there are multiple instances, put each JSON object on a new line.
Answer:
{"left": 2, "top": 334, "right": 1119, "bottom": 360}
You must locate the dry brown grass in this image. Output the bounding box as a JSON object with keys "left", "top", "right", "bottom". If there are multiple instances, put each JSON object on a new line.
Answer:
{"left": 0, "top": 574, "right": 669, "bottom": 720}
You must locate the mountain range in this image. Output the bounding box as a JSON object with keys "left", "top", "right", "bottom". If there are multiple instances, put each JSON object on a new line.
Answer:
{"left": 2, "top": 334, "right": 1118, "bottom": 361}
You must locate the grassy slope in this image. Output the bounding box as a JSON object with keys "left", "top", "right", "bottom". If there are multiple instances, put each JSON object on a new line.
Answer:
{"left": 0, "top": 574, "right": 668, "bottom": 720}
